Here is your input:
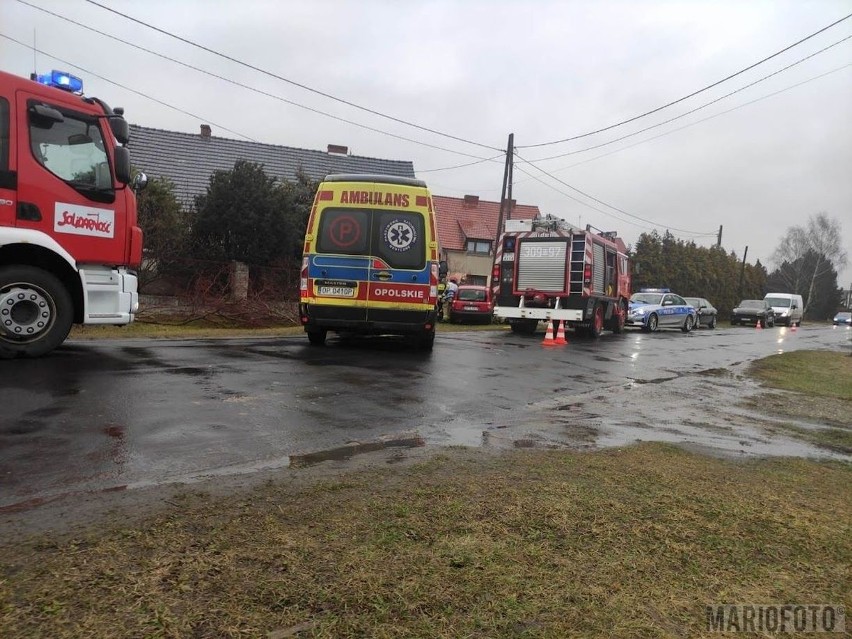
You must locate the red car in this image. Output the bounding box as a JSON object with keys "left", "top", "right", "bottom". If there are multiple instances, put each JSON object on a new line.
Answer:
{"left": 446, "top": 285, "right": 494, "bottom": 324}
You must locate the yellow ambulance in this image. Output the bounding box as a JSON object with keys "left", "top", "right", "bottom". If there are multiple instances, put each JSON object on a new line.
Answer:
{"left": 299, "top": 174, "right": 441, "bottom": 349}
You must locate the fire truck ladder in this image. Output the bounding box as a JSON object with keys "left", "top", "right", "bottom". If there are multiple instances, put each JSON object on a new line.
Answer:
{"left": 569, "top": 234, "right": 586, "bottom": 294}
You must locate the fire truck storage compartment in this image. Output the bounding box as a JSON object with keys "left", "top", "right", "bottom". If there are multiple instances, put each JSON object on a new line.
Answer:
{"left": 515, "top": 237, "right": 570, "bottom": 294}
{"left": 592, "top": 241, "right": 605, "bottom": 293}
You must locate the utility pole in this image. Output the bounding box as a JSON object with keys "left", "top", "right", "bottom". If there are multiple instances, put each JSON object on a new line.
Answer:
{"left": 717, "top": 225, "right": 723, "bottom": 247}
{"left": 738, "top": 246, "right": 748, "bottom": 299}
{"left": 495, "top": 133, "right": 514, "bottom": 245}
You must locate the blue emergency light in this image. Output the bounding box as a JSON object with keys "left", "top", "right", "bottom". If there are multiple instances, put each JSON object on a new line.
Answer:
{"left": 34, "top": 70, "right": 83, "bottom": 94}
{"left": 640, "top": 288, "right": 671, "bottom": 293}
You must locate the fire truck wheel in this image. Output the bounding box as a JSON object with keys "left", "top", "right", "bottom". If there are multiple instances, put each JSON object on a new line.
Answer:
{"left": 0, "top": 266, "right": 73, "bottom": 359}
{"left": 611, "top": 300, "right": 627, "bottom": 334}
{"left": 589, "top": 304, "right": 604, "bottom": 338}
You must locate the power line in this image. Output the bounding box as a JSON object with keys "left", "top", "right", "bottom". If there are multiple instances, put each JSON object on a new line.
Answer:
{"left": 1, "top": 33, "right": 260, "bottom": 142}
{"left": 513, "top": 164, "right": 651, "bottom": 231}
{"left": 418, "top": 154, "right": 505, "bottom": 174}
{"left": 525, "top": 35, "right": 852, "bottom": 163}
{"left": 520, "top": 62, "right": 852, "bottom": 179}
{"left": 12, "top": 2, "right": 494, "bottom": 161}
{"left": 514, "top": 151, "right": 716, "bottom": 235}
{"left": 75, "top": 0, "right": 503, "bottom": 153}
{"left": 517, "top": 12, "right": 852, "bottom": 149}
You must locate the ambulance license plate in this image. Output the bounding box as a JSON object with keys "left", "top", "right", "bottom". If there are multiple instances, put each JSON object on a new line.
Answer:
{"left": 317, "top": 286, "right": 355, "bottom": 297}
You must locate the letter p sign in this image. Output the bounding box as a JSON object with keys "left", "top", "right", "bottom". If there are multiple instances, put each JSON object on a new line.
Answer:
{"left": 329, "top": 215, "right": 361, "bottom": 249}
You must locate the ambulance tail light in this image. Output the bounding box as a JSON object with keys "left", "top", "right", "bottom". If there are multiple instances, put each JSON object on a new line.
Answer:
{"left": 300, "top": 257, "right": 309, "bottom": 292}
{"left": 429, "top": 262, "right": 439, "bottom": 301}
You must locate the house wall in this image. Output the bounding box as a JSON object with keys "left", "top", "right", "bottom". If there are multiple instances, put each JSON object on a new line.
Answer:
{"left": 446, "top": 250, "right": 493, "bottom": 286}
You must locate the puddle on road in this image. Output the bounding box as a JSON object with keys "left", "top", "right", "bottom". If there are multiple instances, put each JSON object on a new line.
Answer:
{"left": 289, "top": 434, "right": 426, "bottom": 468}
{"left": 500, "top": 368, "right": 851, "bottom": 461}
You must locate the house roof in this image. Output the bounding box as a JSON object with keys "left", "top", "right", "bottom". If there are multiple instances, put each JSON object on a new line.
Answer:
{"left": 433, "top": 195, "right": 540, "bottom": 251}
{"left": 128, "top": 125, "right": 416, "bottom": 205}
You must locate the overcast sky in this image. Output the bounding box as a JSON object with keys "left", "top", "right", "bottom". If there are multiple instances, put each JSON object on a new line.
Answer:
{"left": 3, "top": 0, "right": 851, "bottom": 287}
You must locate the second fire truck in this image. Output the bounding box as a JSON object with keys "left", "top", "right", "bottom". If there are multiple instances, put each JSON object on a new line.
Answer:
{"left": 491, "top": 216, "right": 631, "bottom": 337}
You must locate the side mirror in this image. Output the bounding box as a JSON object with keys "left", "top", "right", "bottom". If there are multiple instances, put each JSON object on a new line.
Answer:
{"left": 109, "top": 117, "right": 130, "bottom": 145}
{"left": 132, "top": 171, "right": 148, "bottom": 193}
{"left": 113, "top": 146, "right": 131, "bottom": 184}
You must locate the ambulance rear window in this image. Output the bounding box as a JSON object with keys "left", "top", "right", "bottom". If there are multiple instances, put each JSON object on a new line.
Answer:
{"left": 316, "top": 208, "right": 425, "bottom": 270}
{"left": 374, "top": 210, "right": 425, "bottom": 270}
{"left": 317, "top": 209, "right": 370, "bottom": 255}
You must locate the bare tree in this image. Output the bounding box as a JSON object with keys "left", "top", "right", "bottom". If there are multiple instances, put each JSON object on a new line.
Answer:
{"left": 771, "top": 213, "right": 847, "bottom": 314}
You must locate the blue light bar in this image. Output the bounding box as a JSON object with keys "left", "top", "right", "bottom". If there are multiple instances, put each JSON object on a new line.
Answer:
{"left": 640, "top": 288, "right": 671, "bottom": 293}
{"left": 35, "top": 70, "right": 83, "bottom": 94}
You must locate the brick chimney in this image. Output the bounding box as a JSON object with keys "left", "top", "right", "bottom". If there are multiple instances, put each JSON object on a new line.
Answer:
{"left": 463, "top": 194, "right": 479, "bottom": 205}
{"left": 327, "top": 144, "right": 348, "bottom": 155}
{"left": 200, "top": 124, "right": 211, "bottom": 138}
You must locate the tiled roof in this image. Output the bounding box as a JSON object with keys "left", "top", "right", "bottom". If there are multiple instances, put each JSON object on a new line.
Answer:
{"left": 128, "top": 125, "right": 416, "bottom": 205}
{"left": 458, "top": 220, "right": 493, "bottom": 240}
{"left": 433, "top": 195, "right": 540, "bottom": 251}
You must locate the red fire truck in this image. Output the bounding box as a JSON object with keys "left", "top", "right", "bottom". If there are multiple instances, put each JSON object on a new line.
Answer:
{"left": 0, "top": 69, "right": 146, "bottom": 358}
{"left": 491, "top": 217, "right": 631, "bottom": 337}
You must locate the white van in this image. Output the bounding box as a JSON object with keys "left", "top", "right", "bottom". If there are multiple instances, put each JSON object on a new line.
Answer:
{"left": 764, "top": 293, "right": 803, "bottom": 327}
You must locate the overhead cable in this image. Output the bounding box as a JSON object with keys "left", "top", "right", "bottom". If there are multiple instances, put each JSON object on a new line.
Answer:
{"left": 72, "top": 0, "right": 503, "bottom": 152}
{"left": 418, "top": 154, "right": 505, "bottom": 173}
{"left": 1, "top": 33, "right": 259, "bottom": 142}
{"left": 517, "top": 62, "right": 852, "bottom": 180}
{"left": 517, "top": 12, "right": 852, "bottom": 148}
{"left": 526, "top": 35, "right": 852, "bottom": 163}
{"left": 10, "top": 4, "right": 494, "bottom": 161}
{"left": 514, "top": 151, "right": 716, "bottom": 235}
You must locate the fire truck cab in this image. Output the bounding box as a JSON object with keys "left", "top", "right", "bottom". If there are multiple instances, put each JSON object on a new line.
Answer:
{"left": 0, "top": 69, "right": 145, "bottom": 358}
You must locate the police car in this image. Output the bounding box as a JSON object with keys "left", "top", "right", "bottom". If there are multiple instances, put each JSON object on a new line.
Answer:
{"left": 626, "top": 289, "right": 697, "bottom": 333}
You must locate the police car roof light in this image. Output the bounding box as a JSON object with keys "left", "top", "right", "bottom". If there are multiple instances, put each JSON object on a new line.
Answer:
{"left": 35, "top": 70, "right": 84, "bottom": 94}
{"left": 640, "top": 288, "right": 670, "bottom": 293}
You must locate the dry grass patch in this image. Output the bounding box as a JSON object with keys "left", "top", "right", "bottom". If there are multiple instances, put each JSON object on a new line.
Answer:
{"left": 746, "top": 350, "right": 852, "bottom": 452}
{"left": 1, "top": 443, "right": 849, "bottom": 638}
{"left": 748, "top": 350, "right": 852, "bottom": 401}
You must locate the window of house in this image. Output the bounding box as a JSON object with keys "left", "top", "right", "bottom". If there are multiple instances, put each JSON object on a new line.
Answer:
{"left": 465, "top": 239, "right": 491, "bottom": 254}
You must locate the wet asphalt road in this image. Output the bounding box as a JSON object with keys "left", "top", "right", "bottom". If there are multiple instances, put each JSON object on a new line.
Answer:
{"left": 1, "top": 324, "right": 849, "bottom": 510}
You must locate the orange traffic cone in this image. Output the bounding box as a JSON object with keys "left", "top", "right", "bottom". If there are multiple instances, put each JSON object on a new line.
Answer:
{"left": 554, "top": 320, "right": 568, "bottom": 345}
{"left": 755, "top": 319, "right": 762, "bottom": 330}
{"left": 542, "top": 320, "right": 557, "bottom": 346}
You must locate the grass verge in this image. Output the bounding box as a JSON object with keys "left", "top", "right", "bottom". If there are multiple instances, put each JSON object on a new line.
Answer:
{"left": 746, "top": 350, "right": 852, "bottom": 453}
{"left": 1, "top": 443, "right": 849, "bottom": 638}
{"left": 748, "top": 350, "right": 852, "bottom": 401}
